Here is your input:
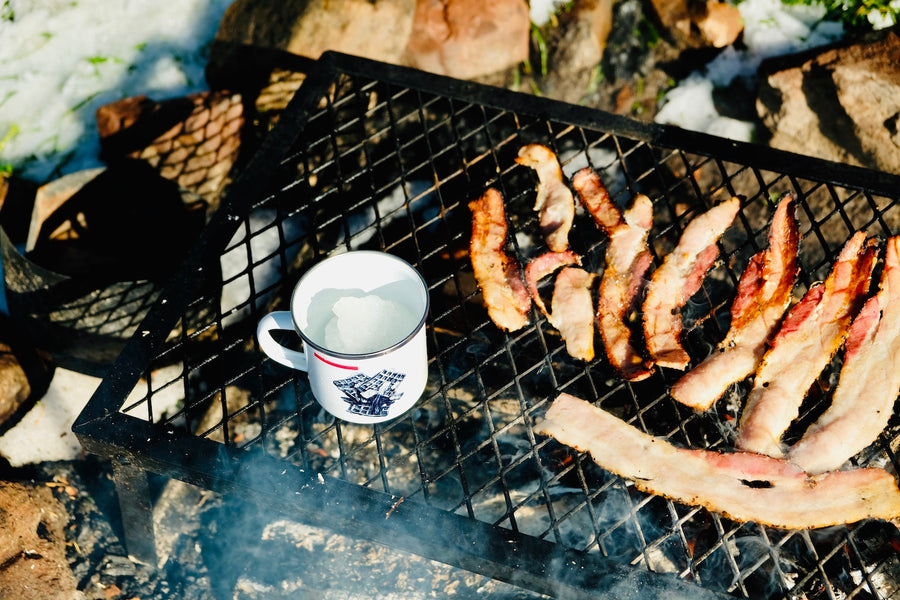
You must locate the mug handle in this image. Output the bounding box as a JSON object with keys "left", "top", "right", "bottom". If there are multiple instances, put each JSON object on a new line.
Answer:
{"left": 256, "top": 311, "right": 309, "bottom": 371}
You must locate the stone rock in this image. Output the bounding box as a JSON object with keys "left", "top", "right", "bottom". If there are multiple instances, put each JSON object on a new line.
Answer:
{"left": 403, "top": 0, "right": 530, "bottom": 80}
{"left": 214, "top": 0, "right": 415, "bottom": 64}
{"left": 96, "top": 90, "right": 244, "bottom": 208}
{"left": 537, "top": 0, "right": 614, "bottom": 104}
{"left": 696, "top": 1, "right": 743, "bottom": 48}
{"left": 25, "top": 168, "right": 106, "bottom": 253}
{"left": 649, "top": 0, "right": 742, "bottom": 49}
{"left": 0, "top": 316, "right": 54, "bottom": 434}
{"left": 0, "top": 343, "right": 31, "bottom": 428}
{"left": 0, "top": 482, "right": 82, "bottom": 600}
{"left": 757, "top": 29, "right": 900, "bottom": 174}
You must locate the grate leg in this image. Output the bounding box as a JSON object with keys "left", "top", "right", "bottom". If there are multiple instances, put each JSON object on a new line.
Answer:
{"left": 111, "top": 459, "right": 157, "bottom": 566}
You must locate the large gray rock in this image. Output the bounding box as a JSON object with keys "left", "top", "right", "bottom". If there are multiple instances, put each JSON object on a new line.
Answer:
{"left": 757, "top": 29, "right": 900, "bottom": 174}
{"left": 214, "top": 0, "right": 416, "bottom": 64}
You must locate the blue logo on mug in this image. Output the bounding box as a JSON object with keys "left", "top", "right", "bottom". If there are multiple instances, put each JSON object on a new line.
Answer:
{"left": 333, "top": 370, "right": 406, "bottom": 417}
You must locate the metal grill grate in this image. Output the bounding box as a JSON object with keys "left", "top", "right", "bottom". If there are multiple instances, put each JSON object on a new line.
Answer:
{"left": 74, "top": 52, "right": 900, "bottom": 599}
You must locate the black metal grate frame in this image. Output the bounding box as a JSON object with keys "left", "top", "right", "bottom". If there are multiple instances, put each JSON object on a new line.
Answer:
{"left": 74, "top": 52, "right": 900, "bottom": 600}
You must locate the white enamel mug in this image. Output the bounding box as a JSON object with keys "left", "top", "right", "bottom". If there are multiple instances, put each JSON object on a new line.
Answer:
{"left": 256, "top": 251, "right": 429, "bottom": 424}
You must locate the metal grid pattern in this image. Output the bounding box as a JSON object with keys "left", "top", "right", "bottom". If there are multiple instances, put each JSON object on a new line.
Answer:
{"left": 75, "top": 52, "right": 900, "bottom": 599}
{"left": 0, "top": 222, "right": 165, "bottom": 374}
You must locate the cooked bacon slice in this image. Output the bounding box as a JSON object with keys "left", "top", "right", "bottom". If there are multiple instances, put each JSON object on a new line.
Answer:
{"left": 524, "top": 253, "right": 594, "bottom": 361}
{"left": 671, "top": 194, "right": 800, "bottom": 409}
{"left": 516, "top": 144, "right": 575, "bottom": 252}
{"left": 524, "top": 250, "right": 582, "bottom": 318}
{"left": 571, "top": 167, "right": 622, "bottom": 232}
{"left": 789, "top": 236, "right": 900, "bottom": 474}
{"left": 572, "top": 168, "right": 654, "bottom": 379}
{"left": 468, "top": 188, "right": 531, "bottom": 332}
{"left": 548, "top": 267, "right": 597, "bottom": 361}
{"left": 537, "top": 393, "right": 900, "bottom": 529}
{"left": 597, "top": 193, "right": 655, "bottom": 381}
{"left": 642, "top": 197, "right": 741, "bottom": 370}
{"left": 735, "top": 232, "right": 878, "bottom": 458}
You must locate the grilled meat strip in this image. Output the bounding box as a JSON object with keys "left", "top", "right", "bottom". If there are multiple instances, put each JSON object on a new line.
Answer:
{"left": 571, "top": 168, "right": 655, "bottom": 379}
{"left": 643, "top": 197, "right": 741, "bottom": 370}
{"left": 671, "top": 194, "right": 800, "bottom": 409}
{"left": 571, "top": 167, "right": 622, "bottom": 231}
{"left": 525, "top": 250, "right": 582, "bottom": 318}
{"left": 735, "top": 231, "right": 878, "bottom": 458}
{"left": 523, "top": 251, "right": 594, "bottom": 361}
{"left": 538, "top": 393, "right": 900, "bottom": 529}
{"left": 789, "top": 236, "right": 900, "bottom": 474}
{"left": 548, "top": 267, "right": 597, "bottom": 361}
{"left": 468, "top": 187, "right": 531, "bottom": 332}
{"left": 516, "top": 144, "right": 575, "bottom": 252}
{"left": 597, "top": 193, "right": 655, "bottom": 381}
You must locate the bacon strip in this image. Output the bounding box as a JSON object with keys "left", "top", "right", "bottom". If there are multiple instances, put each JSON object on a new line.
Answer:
{"left": 524, "top": 251, "right": 582, "bottom": 318}
{"left": 643, "top": 197, "right": 741, "bottom": 370}
{"left": 597, "top": 193, "right": 655, "bottom": 381}
{"left": 537, "top": 393, "right": 900, "bottom": 529}
{"left": 468, "top": 188, "right": 531, "bottom": 332}
{"left": 735, "top": 232, "right": 878, "bottom": 458}
{"left": 523, "top": 251, "right": 594, "bottom": 361}
{"left": 516, "top": 144, "right": 575, "bottom": 252}
{"left": 789, "top": 236, "right": 900, "bottom": 474}
{"left": 671, "top": 194, "right": 800, "bottom": 409}
{"left": 548, "top": 267, "right": 597, "bottom": 361}
{"left": 571, "top": 167, "right": 622, "bottom": 231}
{"left": 572, "top": 168, "right": 655, "bottom": 379}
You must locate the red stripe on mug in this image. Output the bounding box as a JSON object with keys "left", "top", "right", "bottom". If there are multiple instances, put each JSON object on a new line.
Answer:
{"left": 314, "top": 352, "right": 358, "bottom": 370}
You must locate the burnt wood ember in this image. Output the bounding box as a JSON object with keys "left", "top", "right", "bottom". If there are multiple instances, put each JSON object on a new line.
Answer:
{"left": 74, "top": 53, "right": 900, "bottom": 600}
